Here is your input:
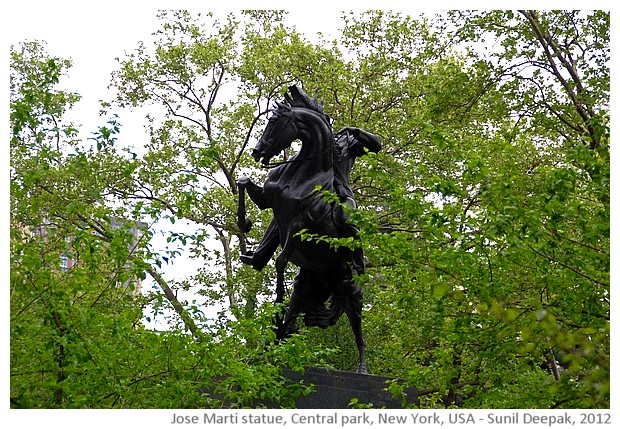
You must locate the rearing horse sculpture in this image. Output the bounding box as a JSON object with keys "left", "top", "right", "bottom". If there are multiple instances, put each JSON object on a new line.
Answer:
{"left": 236, "top": 85, "right": 368, "bottom": 374}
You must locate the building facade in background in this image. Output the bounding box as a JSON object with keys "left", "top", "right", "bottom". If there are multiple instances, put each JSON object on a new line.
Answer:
{"left": 27, "top": 217, "right": 147, "bottom": 294}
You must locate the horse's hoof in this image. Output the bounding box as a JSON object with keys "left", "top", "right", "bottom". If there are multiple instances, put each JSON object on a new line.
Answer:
{"left": 237, "top": 218, "right": 252, "bottom": 233}
{"left": 356, "top": 365, "right": 368, "bottom": 375}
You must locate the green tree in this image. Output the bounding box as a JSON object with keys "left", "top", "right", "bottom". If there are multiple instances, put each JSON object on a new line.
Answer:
{"left": 333, "top": 10, "right": 609, "bottom": 408}
{"left": 10, "top": 40, "right": 326, "bottom": 409}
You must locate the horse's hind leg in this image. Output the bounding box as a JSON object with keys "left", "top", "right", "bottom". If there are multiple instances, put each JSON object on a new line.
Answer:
{"left": 342, "top": 278, "right": 368, "bottom": 374}
{"left": 273, "top": 233, "right": 299, "bottom": 339}
{"left": 273, "top": 251, "right": 288, "bottom": 339}
{"left": 277, "top": 270, "right": 307, "bottom": 338}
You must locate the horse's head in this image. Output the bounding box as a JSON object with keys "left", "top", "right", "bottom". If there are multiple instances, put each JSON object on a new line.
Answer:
{"left": 252, "top": 102, "right": 298, "bottom": 166}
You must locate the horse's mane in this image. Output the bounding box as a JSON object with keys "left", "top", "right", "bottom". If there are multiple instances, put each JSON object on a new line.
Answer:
{"left": 277, "top": 85, "right": 333, "bottom": 129}
{"left": 283, "top": 85, "right": 325, "bottom": 116}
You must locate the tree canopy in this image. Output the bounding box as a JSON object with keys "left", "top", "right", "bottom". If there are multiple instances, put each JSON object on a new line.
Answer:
{"left": 10, "top": 10, "right": 609, "bottom": 409}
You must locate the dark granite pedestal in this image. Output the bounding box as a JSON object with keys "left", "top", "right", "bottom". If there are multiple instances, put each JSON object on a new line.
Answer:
{"left": 282, "top": 367, "right": 418, "bottom": 409}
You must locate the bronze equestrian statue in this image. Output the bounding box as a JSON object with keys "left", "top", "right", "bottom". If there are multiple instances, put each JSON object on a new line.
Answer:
{"left": 236, "top": 85, "right": 381, "bottom": 374}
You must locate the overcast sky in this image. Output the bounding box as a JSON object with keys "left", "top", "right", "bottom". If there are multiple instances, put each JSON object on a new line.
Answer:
{"left": 6, "top": 6, "right": 353, "bottom": 153}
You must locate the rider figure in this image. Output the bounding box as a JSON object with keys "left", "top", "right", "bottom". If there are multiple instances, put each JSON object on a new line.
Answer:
{"left": 240, "top": 126, "right": 382, "bottom": 274}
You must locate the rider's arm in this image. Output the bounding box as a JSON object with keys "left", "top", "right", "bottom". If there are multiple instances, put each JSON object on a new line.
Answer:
{"left": 353, "top": 128, "right": 382, "bottom": 153}
{"left": 338, "top": 127, "right": 382, "bottom": 155}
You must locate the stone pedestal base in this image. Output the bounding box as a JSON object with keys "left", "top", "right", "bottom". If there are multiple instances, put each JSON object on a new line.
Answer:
{"left": 282, "top": 367, "right": 418, "bottom": 409}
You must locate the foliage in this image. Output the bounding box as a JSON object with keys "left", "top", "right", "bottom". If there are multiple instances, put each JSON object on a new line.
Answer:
{"left": 10, "top": 10, "right": 609, "bottom": 409}
{"left": 10, "top": 40, "right": 327, "bottom": 409}
{"left": 342, "top": 10, "right": 609, "bottom": 408}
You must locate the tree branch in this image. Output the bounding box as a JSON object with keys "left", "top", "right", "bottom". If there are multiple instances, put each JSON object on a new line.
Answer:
{"left": 145, "top": 265, "right": 200, "bottom": 337}
{"left": 518, "top": 10, "right": 598, "bottom": 149}
{"left": 525, "top": 243, "right": 608, "bottom": 287}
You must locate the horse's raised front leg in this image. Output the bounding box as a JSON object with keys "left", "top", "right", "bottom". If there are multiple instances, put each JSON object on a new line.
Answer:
{"left": 236, "top": 176, "right": 269, "bottom": 233}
